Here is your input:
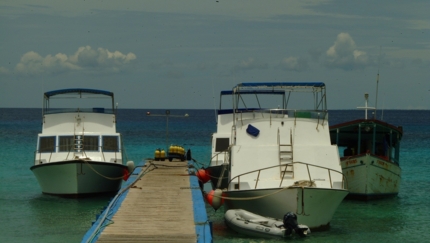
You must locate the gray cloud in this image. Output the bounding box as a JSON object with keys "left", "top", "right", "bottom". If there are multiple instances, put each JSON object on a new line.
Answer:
{"left": 323, "top": 33, "right": 371, "bottom": 70}
{"left": 231, "top": 58, "right": 268, "bottom": 73}
{"left": 278, "top": 57, "right": 308, "bottom": 72}
{"left": 308, "top": 47, "right": 324, "bottom": 62}
{"left": 165, "top": 70, "right": 185, "bottom": 79}
{"left": 12, "top": 46, "right": 136, "bottom": 75}
{"left": 148, "top": 59, "right": 174, "bottom": 70}
{"left": 0, "top": 66, "right": 10, "bottom": 74}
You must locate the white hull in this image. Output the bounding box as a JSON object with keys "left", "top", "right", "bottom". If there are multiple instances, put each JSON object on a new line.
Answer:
{"left": 224, "top": 187, "right": 348, "bottom": 230}
{"left": 342, "top": 154, "right": 401, "bottom": 200}
{"left": 31, "top": 160, "right": 126, "bottom": 196}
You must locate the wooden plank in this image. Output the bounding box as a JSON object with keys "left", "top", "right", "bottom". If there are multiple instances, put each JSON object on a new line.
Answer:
{"left": 96, "top": 160, "right": 197, "bottom": 243}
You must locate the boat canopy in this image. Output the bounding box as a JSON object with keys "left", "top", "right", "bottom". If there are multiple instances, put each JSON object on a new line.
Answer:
{"left": 44, "top": 88, "right": 113, "bottom": 99}
{"left": 219, "top": 82, "right": 327, "bottom": 112}
{"left": 220, "top": 90, "right": 285, "bottom": 95}
{"left": 234, "top": 82, "right": 325, "bottom": 93}
{"left": 42, "top": 88, "right": 115, "bottom": 115}
{"left": 236, "top": 82, "right": 325, "bottom": 89}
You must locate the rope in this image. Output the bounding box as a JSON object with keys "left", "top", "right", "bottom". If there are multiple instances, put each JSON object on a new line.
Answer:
{"left": 81, "top": 159, "right": 126, "bottom": 180}
{"left": 204, "top": 184, "right": 311, "bottom": 201}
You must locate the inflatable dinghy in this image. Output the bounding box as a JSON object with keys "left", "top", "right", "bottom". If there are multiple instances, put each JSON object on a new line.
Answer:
{"left": 224, "top": 209, "right": 310, "bottom": 238}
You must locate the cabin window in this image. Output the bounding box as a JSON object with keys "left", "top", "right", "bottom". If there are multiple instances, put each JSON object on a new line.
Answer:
{"left": 59, "top": 136, "right": 74, "bottom": 152}
{"left": 103, "top": 136, "right": 119, "bottom": 152}
{"left": 39, "top": 136, "right": 56, "bottom": 153}
{"left": 338, "top": 146, "right": 348, "bottom": 157}
{"left": 83, "top": 136, "right": 99, "bottom": 151}
{"left": 215, "top": 138, "right": 229, "bottom": 152}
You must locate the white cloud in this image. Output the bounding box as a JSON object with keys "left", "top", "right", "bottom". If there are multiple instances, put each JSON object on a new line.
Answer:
{"left": 14, "top": 46, "right": 137, "bottom": 75}
{"left": 0, "top": 66, "right": 10, "bottom": 74}
{"left": 231, "top": 58, "right": 268, "bottom": 73}
{"left": 323, "top": 33, "right": 371, "bottom": 70}
{"left": 279, "top": 57, "right": 308, "bottom": 72}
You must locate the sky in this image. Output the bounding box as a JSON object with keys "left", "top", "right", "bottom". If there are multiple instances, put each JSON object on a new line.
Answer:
{"left": 1, "top": 0, "right": 429, "bottom": 109}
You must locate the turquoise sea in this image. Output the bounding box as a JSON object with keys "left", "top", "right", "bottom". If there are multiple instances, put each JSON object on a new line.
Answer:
{"left": 1, "top": 108, "right": 429, "bottom": 243}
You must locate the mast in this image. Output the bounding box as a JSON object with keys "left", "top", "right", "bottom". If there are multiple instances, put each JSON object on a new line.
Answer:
{"left": 374, "top": 46, "right": 382, "bottom": 119}
{"left": 357, "top": 93, "right": 375, "bottom": 120}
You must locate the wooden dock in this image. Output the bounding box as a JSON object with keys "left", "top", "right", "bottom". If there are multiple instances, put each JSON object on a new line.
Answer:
{"left": 82, "top": 160, "right": 212, "bottom": 243}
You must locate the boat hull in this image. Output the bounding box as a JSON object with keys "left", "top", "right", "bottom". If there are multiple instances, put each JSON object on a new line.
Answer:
{"left": 223, "top": 187, "right": 348, "bottom": 231}
{"left": 342, "top": 154, "right": 401, "bottom": 200}
{"left": 30, "top": 160, "right": 127, "bottom": 197}
{"left": 206, "top": 164, "right": 229, "bottom": 189}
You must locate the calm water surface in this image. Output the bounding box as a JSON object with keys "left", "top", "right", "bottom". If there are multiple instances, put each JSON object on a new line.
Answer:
{"left": 0, "top": 108, "right": 429, "bottom": 242}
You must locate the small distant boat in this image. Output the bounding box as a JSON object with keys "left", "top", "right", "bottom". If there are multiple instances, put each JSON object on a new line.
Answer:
{"left": 330, "top": 93, "right": 403, "bottom": 200}
{"left": 31, "top": 88, "right": 133, "bottom": 197}
{"left": 224, "top": 209, "right": 310, "bottom": 238}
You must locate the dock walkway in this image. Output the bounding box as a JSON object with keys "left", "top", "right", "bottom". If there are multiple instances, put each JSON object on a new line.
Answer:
{"left": 82, "top": 160, "right": 212, "bottom": 243}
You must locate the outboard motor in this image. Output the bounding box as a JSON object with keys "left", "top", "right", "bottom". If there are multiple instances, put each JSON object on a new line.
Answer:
{"left": 283, "top": 212, "right": 307, "bottom": 237}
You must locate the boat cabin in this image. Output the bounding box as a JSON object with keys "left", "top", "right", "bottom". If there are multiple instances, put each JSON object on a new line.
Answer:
{"left": 330, "top": 119, "right": 403, "bottom": 164}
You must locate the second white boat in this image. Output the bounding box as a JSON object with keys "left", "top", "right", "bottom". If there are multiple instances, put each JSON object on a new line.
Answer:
{"left": 206, "top": 82, "right": 348, "bottom": 230}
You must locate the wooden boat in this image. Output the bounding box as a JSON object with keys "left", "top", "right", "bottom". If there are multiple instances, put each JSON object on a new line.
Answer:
{"left": 330, "top": 93, "right": 402, "bottom": 200}
{"left": 224, "top": 209, "right": 310, "bottom": 238}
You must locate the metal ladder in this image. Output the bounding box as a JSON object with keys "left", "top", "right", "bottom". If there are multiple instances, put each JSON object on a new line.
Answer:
{"left": 74, "top": 115, "right": 85, "bottom": 157}
{"left": 279, "top": 128, "right": 294, "bottom": 179}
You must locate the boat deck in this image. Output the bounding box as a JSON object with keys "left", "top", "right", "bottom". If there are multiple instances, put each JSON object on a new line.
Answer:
{"left": 82, "top": 159, "right": 211, "bottom": 243}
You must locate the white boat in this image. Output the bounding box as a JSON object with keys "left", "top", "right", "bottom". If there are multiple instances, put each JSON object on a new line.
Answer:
{"left": 224, "top": 209, "right": 310, "bottom": 238}
{"left": 206, "top": 82, "right": 348, "bottom": 231}
{"left": 31, "top": 88, "right": 133, "bottom": 197}
{"left": 329, "top": 94, "right": 403, "bottom": 200}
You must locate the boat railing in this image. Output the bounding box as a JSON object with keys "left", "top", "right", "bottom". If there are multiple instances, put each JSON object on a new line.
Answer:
{"left": 343, "top": 152, "right": 400, "bottom": 165}
{"left": 227, "top": 161, "right": 347, "bottom": 190}
{"left": 34, "top": 145, "right": 123, "bottom": 164}
{"left": 234, "top": 109, "right": 327, "bottom": 126}
{"left": 210, "top": 149, "right": 230, "bottom": 166}
{"left": 43, "top": 108, "right": 115, "bottom": 115}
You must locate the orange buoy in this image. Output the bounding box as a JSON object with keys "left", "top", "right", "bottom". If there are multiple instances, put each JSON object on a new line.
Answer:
{"left": 196, "top": 169, "right": 210, "bottom": 183}
{"left": 206, "top": 189, "right": 224, "bottom": 210}
{"left": 122, "top": 168, "right": 130, "bottom": 181}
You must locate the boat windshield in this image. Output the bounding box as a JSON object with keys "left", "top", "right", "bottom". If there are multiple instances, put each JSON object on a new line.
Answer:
{"left": 42, "top": 88, "right": 115, "bottom": 115}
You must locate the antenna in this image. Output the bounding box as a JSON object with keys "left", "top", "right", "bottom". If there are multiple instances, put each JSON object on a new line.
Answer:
{"left": 381, "top": 92, "right": 385, "bottom": 120}
{"left": 212, "top": 79, "right": 217, "bottom": 124}
{"left": 374, "top": 46, "right": 382, "bottom": 119}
